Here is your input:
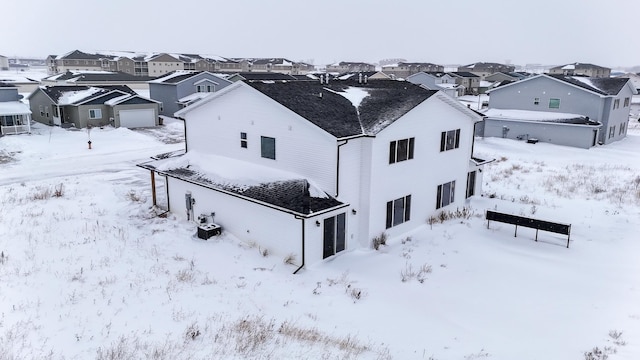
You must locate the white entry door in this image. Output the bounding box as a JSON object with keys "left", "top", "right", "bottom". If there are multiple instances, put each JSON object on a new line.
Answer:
{"left": 119, "top": 109, "right": 155, "bottom": 128}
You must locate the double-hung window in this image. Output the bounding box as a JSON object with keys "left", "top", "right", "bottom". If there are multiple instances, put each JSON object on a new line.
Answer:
{"left": 385, "top": 195, "right": 411, "bottom": 229}
{"left": 609, "top": 126, "right": 616, "bottom": 139}
{"left": 436, "top": 181, "right": 455, "bottom": 209}
{"left": 613, "top": 99, "right": 620, "bottom": 109}
{"left": 89, "top": 109, "right": 102, "bottom": 119}
{"left": 623, "top": 97, "right": 630, "bottom": 107}
{"left": 440, "top": 129, "right": 460, "bottom": 152}
{"left": 389, "top": 137, "right": 415, "bottom": 164}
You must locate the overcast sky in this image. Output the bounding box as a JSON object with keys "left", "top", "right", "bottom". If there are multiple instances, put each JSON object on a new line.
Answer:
{"left": 2, "top": 0, "right": 638, "bottom": 67}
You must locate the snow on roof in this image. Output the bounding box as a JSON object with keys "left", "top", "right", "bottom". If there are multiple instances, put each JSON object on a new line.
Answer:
{"left": 0, "top": 101, "right": 31, "bottom": 115}
{"left": 104, "top": 94, "right": 131, "bottom": 106}
{"left": 561, "top": 64, "right": 576, "bottom": 70}
{"left": 438, "top": 83, "right": 461, "bottom": 89}
{"left": 149, "top": 70, "right": 198, "bottom": 83}
{"left": 178, "top": 92, "right": 212, "bottom": 103}
{"left": 569, "top": 76, "right": 595, "bottom": 88}
{"left": 479, "top": 81, "right": 494, "bottom": 87}
{"left": 153, "top": 150, "right": 329, "bottom": 199}
{"left": 326, "top": 86, "right": 370, "bottom": 109}
{"left": 483, "top": 108, "right": 593, "bottom": 123}
{"left": 56, "top": 87, "right": 104, "bottom": 105}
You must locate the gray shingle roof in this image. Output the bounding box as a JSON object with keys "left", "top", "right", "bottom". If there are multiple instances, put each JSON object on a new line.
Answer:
{"left": 247, "top": 79, "right": 437, "bottom": 138}
{"left": 40, "top": 85, "right": 136, "bottom": 104}
{"left": 138, "top": 164, "right": 343, "bottom": 215}
{"left": 549, "top": 74, "right": 629, "bottom": 96}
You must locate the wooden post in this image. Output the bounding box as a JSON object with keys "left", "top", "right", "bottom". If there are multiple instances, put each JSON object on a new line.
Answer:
{"left": 150, "top": 171, "right": 157, "bottom": 206}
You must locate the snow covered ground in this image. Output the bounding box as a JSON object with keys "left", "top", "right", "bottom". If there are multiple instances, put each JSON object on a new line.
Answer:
{"left": 1, "top": 118, "right": 639, "bottom": 359}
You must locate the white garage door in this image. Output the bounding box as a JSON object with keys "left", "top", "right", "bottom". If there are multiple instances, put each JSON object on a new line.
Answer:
{"left": 119, "top": 109, "right": 155, "bottom": 128}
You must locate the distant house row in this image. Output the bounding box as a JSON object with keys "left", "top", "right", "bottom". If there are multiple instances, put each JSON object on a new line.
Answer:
{"left": 46, "top": 50, "right": 315, "bottom": 77}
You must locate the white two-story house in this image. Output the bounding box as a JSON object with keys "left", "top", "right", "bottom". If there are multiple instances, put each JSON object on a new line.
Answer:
{"left": 138, "top": 79, "right": 487, "bottom": 270}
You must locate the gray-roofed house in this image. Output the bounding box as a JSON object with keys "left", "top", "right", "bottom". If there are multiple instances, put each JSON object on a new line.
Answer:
{"left": 381, "top": 62, "right": 444, "bottom": 79}
{"left": 0, "top": 82, "right": 31, "bottom": 135}
{"left": 138, "top": 78, "right": 488, "bottom": 270}
{"left": 406, "top": 72, "right": 465, "bottom": 97}
{"left": 149, "top": 71, "right": 233, "bottom": 116}
{"left": 27, "top": 85, "right": 160, "bottom": 129}
{"left": 457, "top": 62, "right": 516, "bottom": 80}
{"left": 548, "top": 63, "right": 611, "bottom": 78}
{"left": 41, "top": 71, "right": 156, "bottom": 90}
{"left": 226, "top": 72, "right": 299, "bottom": 83}
{"left": 483, "top": 74, "right": 637, "bottom": 146}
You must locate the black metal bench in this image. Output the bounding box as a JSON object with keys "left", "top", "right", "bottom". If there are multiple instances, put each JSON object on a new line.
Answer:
{"left": 486, "top": 210, "right": 571, "bottom": 248}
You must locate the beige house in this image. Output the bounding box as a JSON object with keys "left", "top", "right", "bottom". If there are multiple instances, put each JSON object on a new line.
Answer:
{"left": 326, "top": 61, "right": 376, "bottom": 74}
{"left": 548, "top": 63, "right": 611, "bottom": 78}
{"left": 381, "top": 62, "right": 444, "bottom": 79}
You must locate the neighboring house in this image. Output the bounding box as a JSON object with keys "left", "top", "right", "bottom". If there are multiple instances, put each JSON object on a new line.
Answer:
{"left": 406, "top": 72, "right": 464, "bottom": 97}
{"left": 484, "top": 72, "right": 531, "bottom": 83}
{"left": 335, "top": 71, "right": 392, "bottom": 81}
{"left": 0, "top": 82, "right": 31, "bottom": 135}
{"left": 548, "top": 63, "right": 611, "bottom": 78}
{"left": 226, "top": 72, "right": 298, "bottom": 82}
{"left": 457, "top": 62, "right": 516, "bottom": 80}
{"left": 613, "top": 73, "right": 640, "bottom": 92}
{"left": 41, "top": 71, "right": 156, "bottom": 90}
{"left": 326, "top": 62, "right": 376, "bottom": 74}
{"left": 0, "top": 73, "right": 40, "bottom": 93}
{"left": 149, "top": 71, "right": 233, "bottom": 116}
{"left": 485, "top": 74, "right": 637, "bottom": 145}
{"left": 381, "top": 62, "right": 444, "bottom": 79}
{"left": 449, "top": 72, "right": 480, "bottom": 95}
{"left": 138, "top": 79, "right": 488, "bottom": 269}
{"left": 27, "top": 85, "right": 160, "bottom": 128}
{"left": 0, "top": 55, "right": 8, "bottom": 70}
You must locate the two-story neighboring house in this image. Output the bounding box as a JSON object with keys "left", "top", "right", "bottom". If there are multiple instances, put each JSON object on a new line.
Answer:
{"left": 0, "top": 82, "right": 31, "bottom": 135}
{"left": 138, "top": 79, "right": 487, "bottom": 269}
{"left": 485, "top": 74, "right": 636, "bottom": 146}
{"left": 449, "top": 72, "right": 481, "bottom": 95}
{"left": 458, "top": 62, "right": 516, "bottom": 80}
{"left": 28, "top": 85, "right": 160, "bottom": 129}
{"left": 381, "top": 62, "right": 444, "bottom": 79}
{"left": 548, "top": 63, "right": 611, "bottom": 78}
{"left": 149, "top": 71, "right": 233, "bottom": 116}
{"left": 326, "top": 62, "right": 376, "bottom": 74}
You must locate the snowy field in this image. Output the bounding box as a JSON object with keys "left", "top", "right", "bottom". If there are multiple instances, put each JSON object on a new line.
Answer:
{"left": 1, "top": 117, "right": 640, "bottom": 359}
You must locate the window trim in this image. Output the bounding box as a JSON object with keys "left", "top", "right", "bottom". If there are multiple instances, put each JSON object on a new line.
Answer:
{"left": 89, "top": 109, "right": 102, "bottom": 119}
{"left": 608, "top": 125, "right": 616, "bottom": 139}
{"left": 260, "top": 136, "right": 276, "bottom": 160}
{"left": 548, "top": 98, "right": 560, "bottom": 109}
{"left": 389, "top": 137, "right": 415, "bottom": 164}
{"left": 440, "top": 129, "right": 461, "bottom": 152}
{"left": 385, "top": 195, "right": 411, "bottom": 229}
{"left": 436, "top": 180, "right": 456, "bottom": 209}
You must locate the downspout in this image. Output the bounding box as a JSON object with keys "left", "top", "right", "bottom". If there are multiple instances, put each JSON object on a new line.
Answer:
{"left": 178, "top": 116, "right": 188, "bottom": 152}
{"left": 293, "top": 215, "right": 305, "bottom": 274}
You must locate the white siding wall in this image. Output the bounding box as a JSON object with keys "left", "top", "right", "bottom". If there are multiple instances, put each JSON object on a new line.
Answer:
{"left": 184, "top": 85, "right": 338, "bottom": 193}
{"left": 336, "top": 137, "right": 370, "bottom": 248}
{"left": 364, "top": 95, "right": 476, "bottom": 242}
{"left": 167, "top": 176, "right": 349, "bottom": 266}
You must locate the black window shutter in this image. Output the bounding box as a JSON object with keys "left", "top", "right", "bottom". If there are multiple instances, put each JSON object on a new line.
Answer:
{"left": 440, "top": 132, "right": 446, "bottom": 152}
{"left": 408, "top": 138, "right": 415, "bottom": 159}
{"left": 436, "top": 185, "right": 442, "bottom": 209}
{"left": 385, "top": 201, "right": 393, "bottom": 228}
{"left": 405, "top": 195, "right": 411, "bottom": 221}
{"left": 389, "top": 141, "right": 396, "bottom": 164}
{"left": 455, "top": 129, "right": 461, "bottom": 148}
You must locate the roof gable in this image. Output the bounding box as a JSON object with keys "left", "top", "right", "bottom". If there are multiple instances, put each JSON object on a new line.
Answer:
{"left": 487, "top": 74, "right": 632, "bottom": 97}
{"left": 245, "top": 80, "right": 437, "bottom": 137}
